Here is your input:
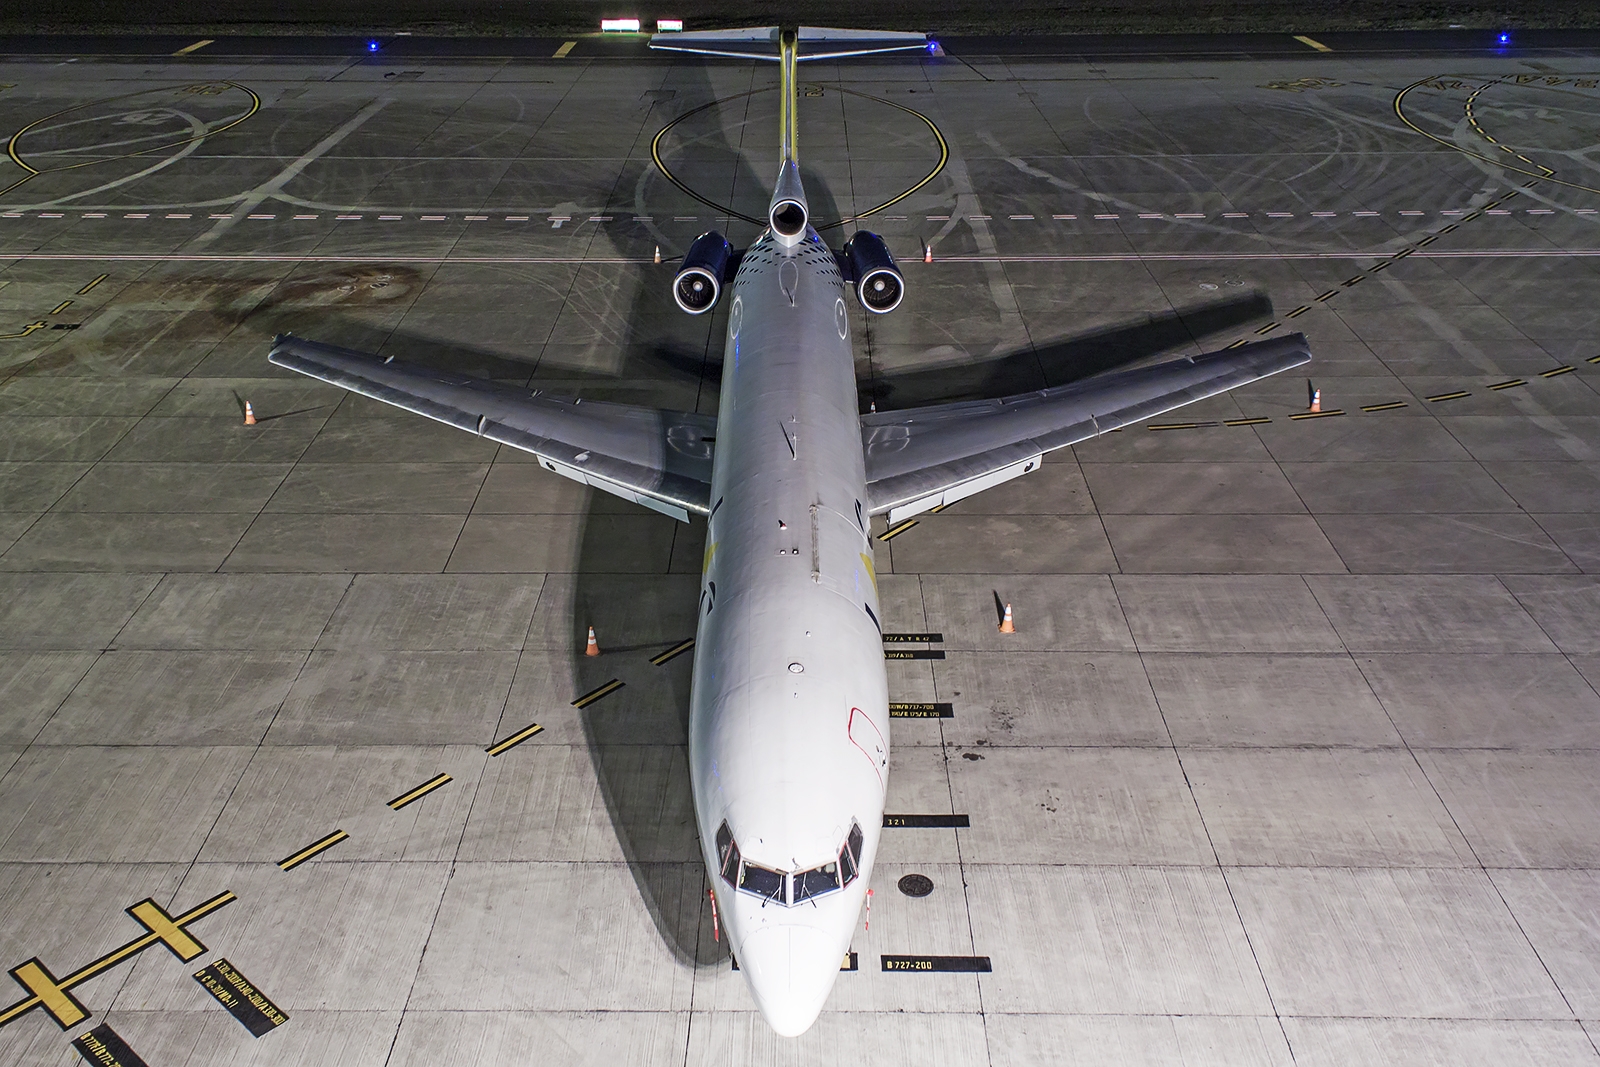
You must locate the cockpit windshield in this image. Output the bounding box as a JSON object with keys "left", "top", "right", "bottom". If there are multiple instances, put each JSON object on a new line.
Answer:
{"left": 792, "top": 861, "right": 840, "bottom": 904}
{"left": 715, "top": 819, "right": 866, "bottom": 907}
{"left": 738, "top": 860, "right": 785, "bottom": 904}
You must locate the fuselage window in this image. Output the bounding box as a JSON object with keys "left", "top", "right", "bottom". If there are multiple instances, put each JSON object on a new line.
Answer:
{"left": 738, "top": 860, "right": 786, "bottom": 905}
{"left": 715, "top": 821, "right": 740, "bottom": 886}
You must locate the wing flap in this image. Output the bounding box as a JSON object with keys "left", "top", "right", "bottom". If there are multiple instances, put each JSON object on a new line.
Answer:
{"left": 268, "top": 335, "right": 715, "bottom": 521}
{"left": 863, "top": 334, "right": 1310, "bottom": 523}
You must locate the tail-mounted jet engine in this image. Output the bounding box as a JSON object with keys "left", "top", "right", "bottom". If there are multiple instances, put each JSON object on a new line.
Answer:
{"left": 674, "top": 231, "right": 733, "bottom": 314}
{"left": 843, "top": 231, "right": 904, "bottom": 314}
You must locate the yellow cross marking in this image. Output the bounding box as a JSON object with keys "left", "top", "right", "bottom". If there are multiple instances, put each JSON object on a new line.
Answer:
{"left": 7, "top": 960, "right": 87, "bottom": 1029}
{"left": 1, "top": 891, "right": 235, "bottom": 1030}
{"left": 127, "top": 899, "right": 207, "bottom": 961}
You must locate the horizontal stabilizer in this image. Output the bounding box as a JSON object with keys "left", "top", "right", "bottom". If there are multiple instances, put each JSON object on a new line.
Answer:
{"left": 862, "top": 334, "right": 1311, "bottom": 523}
{"left": 268, "top": 335, "right": 715, "bottom": 521}
{"left": 649, "top": 26, "right": 928, "bottom": 61}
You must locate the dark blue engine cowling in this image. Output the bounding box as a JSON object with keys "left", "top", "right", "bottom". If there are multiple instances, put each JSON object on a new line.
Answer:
{"left": 843, "top": 230, "right": 904, "bottom": 314}
{"left": 673, "top": 231, "right": 732, "bottom": 314}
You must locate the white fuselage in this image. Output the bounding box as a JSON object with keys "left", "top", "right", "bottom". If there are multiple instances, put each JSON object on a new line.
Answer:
{"left": 689, "top": 223, "right": 890, "bottom": 1036}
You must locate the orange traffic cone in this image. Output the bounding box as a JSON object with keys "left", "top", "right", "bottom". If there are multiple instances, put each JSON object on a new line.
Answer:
{"left": 585, "top": 625, "right": 601, "bottom": 656}
{"left": 923, "top": 243, "right": 932, "bottom": 264}
{"left": 653, "top": 245, "right": 662, "bottom": 264}
{"left": 243, "top": 401, "right": 256, "bottom": 426}
{"left": 998, "top": 603, "right": 1015, "bottom": 633}
{"left": 1307, "top": 379, "right": 1321, "bottom": 413}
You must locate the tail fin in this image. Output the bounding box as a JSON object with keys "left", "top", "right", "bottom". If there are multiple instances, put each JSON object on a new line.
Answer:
{"left": 649, "top": 26, "right": 928, "bottom": 163}
{"left": 649, "top": 26, "right": 928, "bottom": 242}
{"left": 648, "top": 26, "right": 929, "bottom": 62}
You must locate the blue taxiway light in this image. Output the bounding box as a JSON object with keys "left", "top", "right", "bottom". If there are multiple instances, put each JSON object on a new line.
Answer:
{"left": 1498, "top": 32, "right": 1510, "bottom": 44}
{"left": 367, "top": 39, "right": 381, "bottom": 52}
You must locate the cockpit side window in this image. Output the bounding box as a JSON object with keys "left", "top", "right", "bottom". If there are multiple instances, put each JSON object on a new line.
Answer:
{"left": 840, "top": 821, "right": 864, "bottom": 886}
{"left": 715, "top": 821, "right": 740, "bottom": 886}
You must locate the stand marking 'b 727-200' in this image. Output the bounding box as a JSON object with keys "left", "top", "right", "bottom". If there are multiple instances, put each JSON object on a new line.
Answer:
{"left": 268, "top": 25, "right": 1310, "bottom": 1037}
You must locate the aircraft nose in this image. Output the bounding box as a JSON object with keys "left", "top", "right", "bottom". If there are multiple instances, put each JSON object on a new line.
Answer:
{"left": 737, "top": 924, "right": 839, "bottom": 1036}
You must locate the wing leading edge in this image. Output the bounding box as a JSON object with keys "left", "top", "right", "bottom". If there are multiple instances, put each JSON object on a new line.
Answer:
{"left": 268, "top": 335, "right": 715, "bottom": 521}
{"left": 862, "top": 333, "right": 1311, "bottom": 524}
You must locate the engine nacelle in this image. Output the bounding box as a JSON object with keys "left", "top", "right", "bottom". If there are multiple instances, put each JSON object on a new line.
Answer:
{"left": 673, "top": 231, "right": 732, "bottom": 314}
{"left": 843, "top": 230, "right": 904, "bottom": 314}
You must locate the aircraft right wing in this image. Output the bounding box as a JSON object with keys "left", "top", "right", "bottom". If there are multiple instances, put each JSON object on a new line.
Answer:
{"left": 862, "top": 333, "right": 1311, "bottom": 524}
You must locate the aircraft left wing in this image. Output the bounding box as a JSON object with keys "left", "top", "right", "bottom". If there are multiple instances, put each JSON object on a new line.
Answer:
{"left": 862, "top": 333, "right": 1310, "bottom": 524}
{"left": 269, "top": 335, "right": 715, "bottom": 521}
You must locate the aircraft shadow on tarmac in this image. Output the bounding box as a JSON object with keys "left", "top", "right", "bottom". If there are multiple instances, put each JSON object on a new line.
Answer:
{"left": 229, "top": 59, "right": 1274, "bottom": 968}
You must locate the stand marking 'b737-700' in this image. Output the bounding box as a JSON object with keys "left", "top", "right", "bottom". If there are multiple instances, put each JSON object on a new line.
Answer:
{"left": 268, "top": 25, "right": 1309, "bottom": 1037}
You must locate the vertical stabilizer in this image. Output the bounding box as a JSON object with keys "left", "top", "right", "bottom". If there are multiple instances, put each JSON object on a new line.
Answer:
{"left": 648, "top": 26, "right": 929, "bottom": 244}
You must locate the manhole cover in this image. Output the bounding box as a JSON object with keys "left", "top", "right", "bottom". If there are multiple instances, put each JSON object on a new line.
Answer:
{"left": 898, "top": 873, "right": 934, "bottom": 897}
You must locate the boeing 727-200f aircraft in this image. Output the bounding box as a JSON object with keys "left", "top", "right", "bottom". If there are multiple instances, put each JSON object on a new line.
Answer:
{"left": 269, "top": 26, "right": 1311, "bottom": 1037}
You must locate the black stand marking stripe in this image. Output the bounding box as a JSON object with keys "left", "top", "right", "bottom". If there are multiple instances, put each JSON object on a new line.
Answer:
{"left": 883, "top": 813, "right": 970, "bottom": 828}
{"left": 882, "top": 632, "right": 943, "bottom": 643}
{"left": 884, "top": 649, "right": 945, "bottom": 660}
{"left": 277, "top": 830, "right": 347, "bottom": 871}
{"left": 193, "top": 958, "right": 288, "bottom": 1037}
{"left": 889, "top": 702, "right": 954, "bottom": 719}
{"left": 572, "top": 679, "right": 625, "bottom": 708}
{"left": 486, "top": 722, "right": 543, "bottom": 756}
{"left": 72, "top": 1023, "right": 149, "bottom": 1067}
{"left": 650, "top": 638, "right": 695, "bottom": 665}
{"left": 882, "top": 955, "right": 992, "bottom": 972}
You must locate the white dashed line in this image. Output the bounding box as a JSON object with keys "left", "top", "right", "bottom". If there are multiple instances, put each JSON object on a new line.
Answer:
{"left": 1399, "top": 210, "right": 1424, "bottom": 215}
{"left": 1311, "top": 211, "right": 1337, "bottom": 217}
{"left": 293, "top": 214, "right": 318, "bottom": 220}
{"left": 40, "top": 212, "right": 63, "bottom": 218}
{"left": 1353, "top": 211, "right": 1380, "bottom": 216}
{"left": 1578, "top": 209, "right": 1597, "bottom": 214}
{"left": 1052, "top": 214, "right": 1077, "bottom": 219}
{"left": 421, "top": 215, "right": 447, "bottom": 220}
{"left": 926, "top": 215, "right": 950, "bottom": 221}
{"left": 1138, "top": 213, "right": 1163, "bottom": 219}
{"left": 1527, "top": 209, "right": 1554, "bottom": 214}
{"left": 1266, "top": 212, "right": 1294, "bottom": 217}
{"left": 506, "top": 215, "right": 529, "bottom": 221}
{"left": 82, "top": 213, "right": 105, "bottom": 218}
{"left": 589, "top": 216, "right": 612, "bottom": 221}
{"left": 1441, "top": 210, "right": 1465, "bottom": 215}
{"left": 1174, "top": 213, "right": 1205, "bottom": 219}
{"left": 379, "top": 215, "right": 402, "bottom": 220}
{"left": 1222, "top": 212, "right": 1249, "bottom": 218}
{"left": 465, "top": 215, "right": 487, "bottom": 220}
{"left": 208, "top": 214, "right": 233, "bottom": 219}
{"left": 1094, "top": 213, "right": 1119, "bottom": 220}
{"left": 1009, "top": 214, "right": 1034, "bottom": 220}
{"left": 1487, "top": 209, "right": 1511, "bottom": 215}
{"left": 246, "top": 214, "right": 274, "bottom": 219}
{"left": 336, "top": 214, "right": 362, "bottom": 220}
{"left": 124, "top": 213, "right": 148, "bottom": 219}
{"left": 166, "top": 213, "right": 191, "bottom": 219}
